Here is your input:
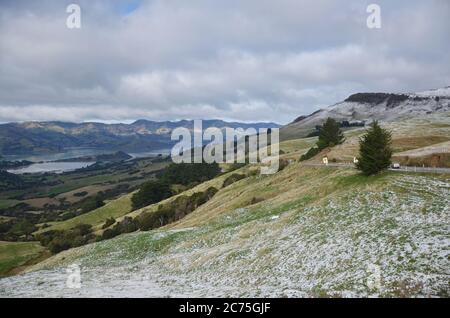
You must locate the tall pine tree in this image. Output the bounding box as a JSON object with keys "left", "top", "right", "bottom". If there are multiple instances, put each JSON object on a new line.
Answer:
{"left": 300, "top": 117, "right": 345, "bottom": 161}
{"left": 317, "top": 117, "right": 345, "bottom": 150}
{"left": 356, "top": 121, "right": 392, "bottom": 175}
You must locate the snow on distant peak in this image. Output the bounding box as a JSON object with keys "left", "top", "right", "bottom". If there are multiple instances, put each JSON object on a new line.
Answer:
{"left": 414, "top": 86, "right": 450, "bottom": 97}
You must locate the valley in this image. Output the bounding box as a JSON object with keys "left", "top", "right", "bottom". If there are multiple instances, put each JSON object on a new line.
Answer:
{"left": 0, "top": 89, "right": 449, "bottom": 297}
{"left": 1, "top": 157, "right": 448, "bottom": 297}
{"left": 1, "top": 0, "right": 449, "bottom": 302}
{"left": 0, "top": 153, "right": 171, "bottom": 259}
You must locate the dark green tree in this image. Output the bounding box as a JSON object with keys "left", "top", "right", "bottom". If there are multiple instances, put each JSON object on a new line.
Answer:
{"left": 300, "top": 118, "right": 344, "bottom": 162}
{"left": 131, "top": 180, "right": 172, "bottom": 210}
{"left": 160, "top": 162, "right": 221, "bottom": 186}
{"left": 356, "top": 121, "right": 392, "bottom": 175}
{"left": 9, "top": 219, "right": 36, "bottom": 236}
{"left": 317, "top": 117, "right": 345, "bottom": 150}
{"left": 81, "top": 195, "right": 104, "bottom": 213}
{"left": 101, "top": 217, "right": 116, "bottom": 229}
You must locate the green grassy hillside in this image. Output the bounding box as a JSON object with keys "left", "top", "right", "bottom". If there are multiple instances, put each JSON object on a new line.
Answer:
{"left": 33, "top": 138, "right": 315, "bottom": 236}
{"left": 33, "top": 113, "right": 450, "bottom": 237}
{"left": 1, "top": 113, "right": 449, "bottom": 297}
{"left": 0, "top": 241, "right": 47, "bottom": 277}
{"left": 35, "top": 193, "right": 134, "bottom": 234}
{"left": 3, "top": 162, "right": 447, "bottom": 297}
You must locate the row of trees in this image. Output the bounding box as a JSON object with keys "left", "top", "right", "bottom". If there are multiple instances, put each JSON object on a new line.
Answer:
{"left": 301, "top": 117, "right": 392, "bottom": 175}
{"left": 131, "top": 161, "right": 221, "bottom": 210}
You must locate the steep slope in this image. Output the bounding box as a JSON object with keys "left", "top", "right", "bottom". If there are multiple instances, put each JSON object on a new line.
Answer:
{"left": 1, "top": 164, "right": 448, "bottom": 297}
{"left": 29, "top": 112, "right": 450, "bottom": 238}
{"left": 281, "top": 87, "right": 450, "bottom": 140}
{"left": 0, "top": 241, "right": 47, "bottom": 277}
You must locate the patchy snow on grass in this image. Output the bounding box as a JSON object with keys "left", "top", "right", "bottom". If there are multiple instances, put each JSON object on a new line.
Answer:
{"left": 0, "top": 175, "right": 449, "bottom": 297}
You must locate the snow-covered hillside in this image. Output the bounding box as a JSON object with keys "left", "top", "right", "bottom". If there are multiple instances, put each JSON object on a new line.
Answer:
{"left": 0, "top": 171, "right": 448, "bottom": 297}
{"left": 414, "top": 87, "right": 450, "bottom": 98}
{"left": 281, "top": 87, "right": 450, "bottom": 139}
{"left": 1, "top": 113, "right": 449, "bottom": 298}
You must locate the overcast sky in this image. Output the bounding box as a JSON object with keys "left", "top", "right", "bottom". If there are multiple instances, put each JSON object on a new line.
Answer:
{"left": 0, "top": 0, "right": 449, "bottom": 124}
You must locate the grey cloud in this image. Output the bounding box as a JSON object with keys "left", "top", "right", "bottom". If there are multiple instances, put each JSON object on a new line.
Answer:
{"left": 0, "top": 0, "right": 449, "bottom": 124}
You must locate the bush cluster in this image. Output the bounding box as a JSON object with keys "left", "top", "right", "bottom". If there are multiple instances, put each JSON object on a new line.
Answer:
{"left": 138, "top": 187, "right": 218, "bottom": 231}
{"left": 222, "top": 173, "right": 246, "bottom": 187}
{"left": 101, "top": 217, "right": 139, "bottom": 240}
{"left": 300, "top": 147, "right": 321, "bottom": 161}
{"left": 36, "top": 224, "right": 96, "bottom": 254}
{"left": 101, "top": 217, "right": 116, "bottom": 229}
{"left": 161, "top": 162, "right": 221, "bottom": 186}
{"left": 80, "top": 195, "right": 105, "bottom": 213}
{"left": 131, "top": 180, "right": 172, "bottom": 210}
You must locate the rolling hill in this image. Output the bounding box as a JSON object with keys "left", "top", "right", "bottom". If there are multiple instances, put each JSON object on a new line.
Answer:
{"left": 1, "top": 111, "right": 449, "bottom": 297}
{"left": 2, "top": 162, "right": 448, "bottom": 297}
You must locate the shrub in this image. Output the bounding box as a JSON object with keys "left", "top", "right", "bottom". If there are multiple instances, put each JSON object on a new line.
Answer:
{"left": 222, "top": 174, "right": 246, "bottom": 187}
{"left": 73, "top": 223, "right": 93, "bottom": 236}
{"left": 47, "top": 237, "right": 72, "bottom": 254}
{"left": 101, "top": 217, "right": 116, "bottom": 229}
{"left": 37, "top": 224, "right": 95, "bottom": 254}
{"left": 250, "top": 197, "right": 265, "bottom": 205}
{"left": 73, "top": 191, "right": 88, "bottom": 197}
{"left": 8, "top": 219, "right": 36, "bottom": 237}
{"left": 138, "top": 209, "right": 173, "bottom": 231}
{"left": 246, "top": 169, "right": 259, "bottom": 177}
{"left": 61, "top": 211, "right": 76, "bottom": 221}
{"left": 138, "top": 187, "right": 218, "bottom": 231}
{"left": 81, "top": 195, "right": 104, "bottom": 213}
{"left": 114, "top": 217, "right": 139, "bottom": 234}
{"left": 101, "top": 228, "right": 118, "bottom": 240}
{"left": 131, "top": 180, "right": 172, "bottom": 210}
{"left": 278, "top": 158, "right": 289, "bottom": 171}
{"left": 101, "top": 217, "right": 139, "bottom": 240}
{"left": 300, "top": 147, "right": 320, "bottom": 161}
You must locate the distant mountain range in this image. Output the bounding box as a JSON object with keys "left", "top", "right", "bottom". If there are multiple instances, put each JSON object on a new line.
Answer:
{"left": 0, "top": 119, "right": 280, "bottom": 155}
{"left": 281, "top": 86, "right": 450, "bottom": 140}
{"left": 2, "top": 87, "right": 449, "bottom": 155}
